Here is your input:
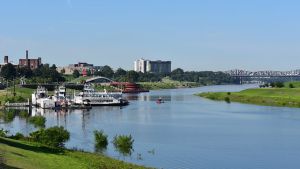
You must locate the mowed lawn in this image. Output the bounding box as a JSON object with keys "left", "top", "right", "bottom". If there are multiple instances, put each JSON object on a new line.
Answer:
{"left": 0, "top": 137, "right": 151, "bottom": 169}
{"left": 199, "top": 87, "right": 300, "bottom": 107}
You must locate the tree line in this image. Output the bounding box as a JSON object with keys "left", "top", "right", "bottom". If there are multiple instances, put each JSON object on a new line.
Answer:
{"left": 0, "top": 63, "right": 65, "bottom": 83}
{"left": 0, "top": 63, "right": 238, "bottom": 85}
{"left": 73, "top": 65, "right": 238, "bottom": 85}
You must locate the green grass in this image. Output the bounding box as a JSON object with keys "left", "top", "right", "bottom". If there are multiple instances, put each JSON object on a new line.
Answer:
{"left": 0, "top": 137, "right": 152, "bottom": 169}
{"left": 139, "top": 78, "right": 199, "bottom": 90}
{"left": 0, "top": 87, "right": 34, "bottom": 106}
{"left": 198, "top": 87, "right": 300, "bottom": 108}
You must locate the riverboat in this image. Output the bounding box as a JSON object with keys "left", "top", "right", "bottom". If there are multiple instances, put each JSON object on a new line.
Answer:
{"left": 73, "top": 84, "right": 129, "bottom": 106}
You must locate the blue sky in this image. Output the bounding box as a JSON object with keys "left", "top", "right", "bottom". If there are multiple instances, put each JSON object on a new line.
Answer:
{"left": 0, "top": 0, "right": 300, "bottom": 71}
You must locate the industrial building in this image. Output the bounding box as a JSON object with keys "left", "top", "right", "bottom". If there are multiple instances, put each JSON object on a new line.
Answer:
{"left": 19, "top": 50, "right": 42, "bottom": 69}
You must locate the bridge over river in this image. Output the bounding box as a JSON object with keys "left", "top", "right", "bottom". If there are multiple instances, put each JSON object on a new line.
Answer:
{"left": 225, "top": 69, "right": 300, "bottom": 83}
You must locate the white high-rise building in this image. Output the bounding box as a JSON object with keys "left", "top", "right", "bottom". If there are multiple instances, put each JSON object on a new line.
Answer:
{"left": 134, "top": 58, "right": 171, "bottom": 74}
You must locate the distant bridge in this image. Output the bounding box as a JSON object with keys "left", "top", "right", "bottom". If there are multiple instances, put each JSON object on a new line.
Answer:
{"left": 225, "top": 69, "right": 300, "bottom": 83}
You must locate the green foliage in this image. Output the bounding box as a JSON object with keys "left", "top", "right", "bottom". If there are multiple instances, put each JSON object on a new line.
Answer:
{"left": 94, "top": 130, "right": 108, "bottom": 151}
{"left": 0, "top": 128, "right": 8, "bottom": 137}
{"left": 0, "top": 137, "right": 150, "bottom": 169}
{"left": 224, "top": 97, "right": 231, "bottom": 103}
{"left": 112, "top": 134, "right": 134, "bottom": 156}
{"left": 94, "top": 65, "right": 114, "bottom": 78}
{"left": 4, "top": 95, "right": 26, "bottom": 103}
{"left": 10, "top": 132, "right": 25, "bottom": 140}
{"left": 30, "top": 126, "right": 70, "bottom": 148}
{"left": 28, "top": 116, "right": 46, "bottom": 128}
{"left": 199, "top": 87, "right": 300, "bottom": 108}
{"left": 31, "top": 64, "right": 65, "bottom": 83}
{"left": 126, "top": 71, "right": 139, "bottom": 82}
{"left": 16, "top": 67, "right": 33, "bottom": 78}
{"left": 170, "top": 69, "right": 238, "bottom": 85}
{"left": 275, "top": 82, "right": 284, "bottom": 88}
{"left": 289, "top": 83, "right": 294, "bottom": 88}
{"left": 73, "top": 70, "right": 80, "bottom": 78}
{"left": 0, "top": 63, "right": 16, "bottom": 80}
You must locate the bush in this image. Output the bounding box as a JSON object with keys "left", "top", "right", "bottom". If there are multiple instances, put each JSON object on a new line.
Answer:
{"left": 94, "top": 130, "right": 108, "bottom": 149}
{"left": 30, "top": 126, "right": 70, "bottom": 148}
{"left": 224, "top": 97, "right": 231, "bottom": 103}
{"left": 289, "top": 83, "right": 294, "bottom": 88}
{"left": 28, "top": 116, "right": 46, "bottom": 128}
{"left": 275, "top": 82, "right": 284, "bottom": 88}
{"left": 112, "top": 134, "right": 134, "bottom": 156}
{"left": 11, "top": 132, "right": 25, "bottom": 140}
{"left": 0, "top": 128, "right": 8, "bottom": 137}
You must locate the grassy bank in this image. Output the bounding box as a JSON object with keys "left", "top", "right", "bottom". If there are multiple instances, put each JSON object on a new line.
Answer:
{"left": 0, "top": 137, "right": 151, "bottom": 169}
{"left": 198, "top": 82, "right": 300, "bottom": 108}
{"left": 139, "top": 78, "right": 199, "bottom": 90}
{"left": 0, "top": 87, "right": 34, "bottom": 106}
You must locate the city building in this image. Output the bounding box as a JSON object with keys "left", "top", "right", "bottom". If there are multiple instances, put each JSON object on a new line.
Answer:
{"left": 134, "top": 58, "right": 171, "bottom": 74}
{"left": 19, "top": 50, "right": 42, "bottom": 69}
{"left": 57, "top": 62, "right": 102, "bottom": 76}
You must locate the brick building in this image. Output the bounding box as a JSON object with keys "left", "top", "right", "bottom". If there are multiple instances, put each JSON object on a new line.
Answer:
{"left": 19, "top": 50, "right": 42, "bottom": 69}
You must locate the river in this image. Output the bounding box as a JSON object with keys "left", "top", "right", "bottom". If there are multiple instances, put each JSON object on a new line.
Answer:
{"left": 2, "top": 84, "right": 300, "bottom": 169}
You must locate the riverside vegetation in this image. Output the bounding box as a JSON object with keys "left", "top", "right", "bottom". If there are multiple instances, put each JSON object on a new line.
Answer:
{"left": 199, "top": 81, "right": 300, "bottom": 108}
{"left": 0, "top": 126, "right": 149, "bottom": 169}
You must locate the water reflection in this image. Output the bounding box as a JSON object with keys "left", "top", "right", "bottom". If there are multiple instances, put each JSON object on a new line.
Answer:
{"left": 4, "top": 85, "right": 300, "bottom": 169}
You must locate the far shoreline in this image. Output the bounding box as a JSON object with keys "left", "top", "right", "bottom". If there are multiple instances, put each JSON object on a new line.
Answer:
{"left": 197, "top": 82, "right": 300, "bottom": 108}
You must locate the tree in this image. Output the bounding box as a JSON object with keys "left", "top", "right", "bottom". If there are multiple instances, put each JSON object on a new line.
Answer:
{"left": 73, "top": 70, "right": 80, "bottom": 78}
{"left": 170, "top": 68, "right": 184, "bottom": 81}
{"left": 30, "top": 126, "right": 70, "bottom": 148}
{"left": 115, "top": 68, "right": 127, "bottom": 77}
{"left": 17, "top": 67, "right": 33, "bottom": 78}
{"left": 101, "top": 65, "right": 114, "bottom": 78}
{"left": 126, "top": 70, "right": 139, "bottom": 82}
{"left": 0, "top": 63, "right": 16, "bottom": 80}
{"left": 50, "top": 64, "right": 57, "bottom": 70}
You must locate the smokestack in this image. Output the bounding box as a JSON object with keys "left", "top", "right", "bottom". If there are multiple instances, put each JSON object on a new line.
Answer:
{"left": 26, "top": 50, "right": 29, "bottom": 67}
{"left": 26, "top": 50, "right": 28, "bottom": 60}
{"left": 4, "top": 56, "right": 8, "bottom": 64}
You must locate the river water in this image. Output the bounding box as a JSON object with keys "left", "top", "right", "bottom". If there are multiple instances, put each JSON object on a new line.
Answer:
{"left": 2, "top": 84, "right": 300, "bottom": 169}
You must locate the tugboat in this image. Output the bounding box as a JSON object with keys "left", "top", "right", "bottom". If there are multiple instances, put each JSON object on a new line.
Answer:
{"left": 32, "top": 86, "right": 55, "bottom": 109}
{"left": 73, "top": 83, "right": 129, "bottom": 106}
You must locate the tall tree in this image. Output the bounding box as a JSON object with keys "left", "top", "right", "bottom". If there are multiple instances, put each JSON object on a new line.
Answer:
{"left": 101, "top": 65, "right": 114, "bottom": 78}
{"left": 0, "top": 63, "right": 16, "bottom": 80}
{"left": 73, "top": 70, "right": 80, "bottom": 78}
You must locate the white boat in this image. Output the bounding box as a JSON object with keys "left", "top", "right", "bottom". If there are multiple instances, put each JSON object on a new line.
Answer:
{"left": 32, "top": 86, "right": 55, "bottom": 109}
{"left": 73, "top": 84, "right": 128, "bottom": 106}
{"left": 53, "top": 86, "right": 71, "bottom": 107}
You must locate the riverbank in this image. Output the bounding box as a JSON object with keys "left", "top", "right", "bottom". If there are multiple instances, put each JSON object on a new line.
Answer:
{"left": 0, "top": 137, "right": 151, "bottom": 169}
{"left": 198, "top": 86, "right": 300, "bottom": 108}
{"left": 139, "top": 79, "right": 200, "bottom": 90}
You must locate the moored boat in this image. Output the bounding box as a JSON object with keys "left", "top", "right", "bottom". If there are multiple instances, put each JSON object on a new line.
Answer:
{"left": 73, "top": 84, "right": 129, "bottom": 106}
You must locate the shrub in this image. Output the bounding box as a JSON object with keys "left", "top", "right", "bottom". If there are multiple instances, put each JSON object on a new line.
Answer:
{"left": 94, "top": 130, "right": 108, "bottom": 151}
{"left": 11, "top": 132, "right": 25, "bottom": 140}
{"left": 28, "top": 116, "right": 46, "bottom": 128}
{"left": 275, "top": 82, "right": 284, "bottom": 88}
{"left": 30, "top": 126, "right": 70, "bottom": 148}
{"left": 0, "top": 128, "right": 8, "bottom": 137}
{"left": 224, "top": 97, "right": 231, "bottom": 103}
{"left": 112, "top": 134, "right": 134, "bottom": 156}
{"left": 227, "top": 92, "right": 231, "bottom": 95}
{"left": 289, "top": 83, "right": 294, "bottom": 88}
